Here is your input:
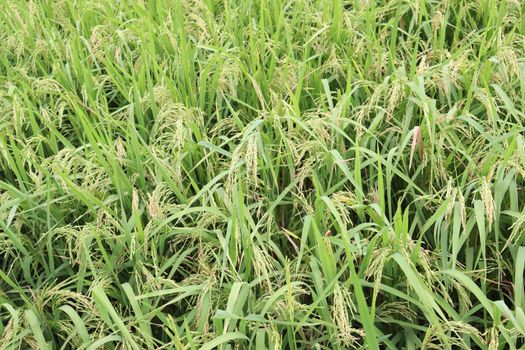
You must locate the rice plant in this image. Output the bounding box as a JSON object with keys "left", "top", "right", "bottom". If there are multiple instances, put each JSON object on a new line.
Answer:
{"left": 1, "top": 0, "right": 525, "bottom": 349}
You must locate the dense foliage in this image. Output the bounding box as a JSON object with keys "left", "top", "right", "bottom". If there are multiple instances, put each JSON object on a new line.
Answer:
{"left": 1, "top": 0, "right": 525, "bottom": 349}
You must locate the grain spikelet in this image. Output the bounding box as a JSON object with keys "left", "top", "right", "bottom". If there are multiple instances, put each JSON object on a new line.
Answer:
{"left": 480, "top": 177, "right": 494, "bottom": 232}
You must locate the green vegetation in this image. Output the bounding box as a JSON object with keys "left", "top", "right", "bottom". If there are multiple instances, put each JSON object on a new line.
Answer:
{"left": 1, "top": 0, "right": 525, "bottom": 349}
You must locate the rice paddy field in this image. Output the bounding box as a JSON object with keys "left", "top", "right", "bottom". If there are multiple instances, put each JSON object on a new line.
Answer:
{"left": 1, "top": 0, "right": 525, "bottom": 349}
